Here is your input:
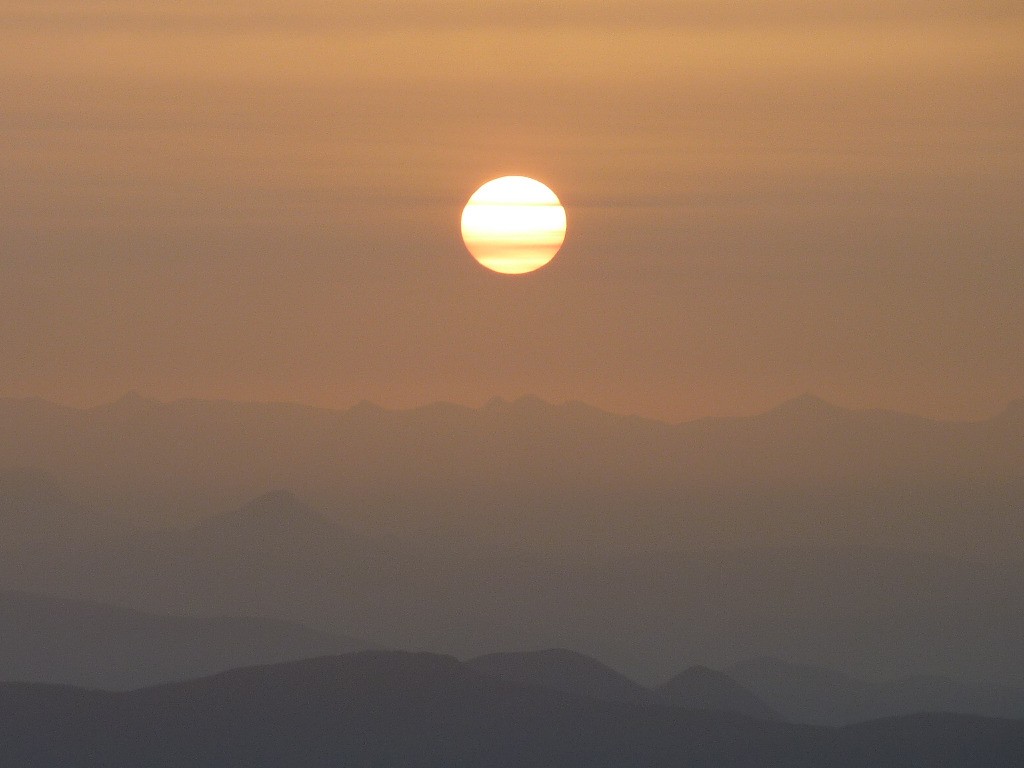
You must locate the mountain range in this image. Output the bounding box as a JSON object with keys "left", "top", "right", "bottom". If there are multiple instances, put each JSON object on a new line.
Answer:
{"left": 2, "top": 475, "right": 1022, "bottom": 687}
{"left": 656, "top": 664, "right": 781, "bottom": 721}
{"left": 2, "top": 651, "right": 1022, "bottom": 767}
{"left": 2, "top": 392, "right": 1022, "bottom": 739}
{"left": 0, "top": 591, "right": 377, "bottom": 690}
{"left": 1, "top": 393, "right": 1021, "bottom": 557}
{"left": 467, "top": 648, "right": 652, "bottom": 704}
{"left": 4, "top": 589, "right": 1023, "bottom": 727}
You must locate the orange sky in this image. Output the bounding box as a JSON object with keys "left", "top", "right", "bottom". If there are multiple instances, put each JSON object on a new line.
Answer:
{"left": 1, "top": 1, "right": 1021, "bottom": 420}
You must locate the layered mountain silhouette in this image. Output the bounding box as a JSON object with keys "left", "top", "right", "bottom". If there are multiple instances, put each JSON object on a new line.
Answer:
{"left": 656, "top": 664, "right": 781, "bottom": 720}
{"left": 1, "top": 393, "right": 1022, "bottom": 557}
{"left": 2, "top": 651, "right": 1023, "bottom": 767}
{"left": 2, "top": 394, "right": 1023, "bottom": 692}
{"left": 467, "top": 648, "right": 650, "bottom": 703}
{"left": 2, "top": 478, "right": 1023, "bottom": 687}
{"left": 0, "top": 591, "right": 378, "bottom": 689}
{"left": 467, "top": 650, "right": 782, "bottom": 720}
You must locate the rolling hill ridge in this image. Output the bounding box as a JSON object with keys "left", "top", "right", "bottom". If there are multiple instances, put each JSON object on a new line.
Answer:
{"left": 2, "top": 652, "right": 1023, "bottom": 767}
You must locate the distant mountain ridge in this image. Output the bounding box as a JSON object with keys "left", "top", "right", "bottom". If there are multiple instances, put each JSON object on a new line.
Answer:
{"left": 468, "top": 649, "right": 651, "bottom": 703}
{"left": 0, "top": 393, "right": 1021, "bottom": 558}
{"left": 656, "top": 665, "right": 781, "bottom": 721}
{"left": 0, "top": 591, "right": 378, "bottom": 690}
{"left": 1, "top": 562, "right": 1022, "bottom": 725}
{"left": 4, "top": 579, "right": 1022, "bottom": 727}
{"left": 469, "top": 650, "right": 782, "bottom": 720}
{"left": 1, "top": 479, "right": 1022, "bottom": 687}
{"left": 193, "top": 489, "right": 357, "bottom": 546}
{"left": 8, "top": 591, "right": 1018, "bottom": 729}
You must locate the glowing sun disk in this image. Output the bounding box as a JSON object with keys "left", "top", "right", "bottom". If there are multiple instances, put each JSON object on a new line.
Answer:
{"left": 461, "top": 176, "right": 567, "bottom": 274}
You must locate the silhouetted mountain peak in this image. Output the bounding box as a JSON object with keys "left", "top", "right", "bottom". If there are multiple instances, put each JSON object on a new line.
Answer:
{"left": 512, "top": 394, "right": 551, "bottom": 410}
{"left": 195, "top": 490, "right": 338, "bottom": 542}
{"left": 562, "top": 399, "right": 606, "bottom": 416}
{"left": 482, "top": 394, "right": 554, "bottom": 415}
{"left": 771, "top": 393, "right": 844, "bottom": 417}
{"left": 657, "top": 665, "right": 781, "bottom": 721}
{"left": 347, "top": 399, "right": 387, "bottom": 418}
{"left": 2, "top": 392, "right": 1022, "bottom": 560}
{"left": 468, "top": 647, "right": 649, "bottom": 702}
{"left": 482, "top": 395, "right": 508, "bottom": 411}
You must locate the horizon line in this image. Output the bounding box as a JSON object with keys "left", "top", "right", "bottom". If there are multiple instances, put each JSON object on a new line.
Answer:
{"left": 1, "top": 390, "right": 1020, "bottom": 427}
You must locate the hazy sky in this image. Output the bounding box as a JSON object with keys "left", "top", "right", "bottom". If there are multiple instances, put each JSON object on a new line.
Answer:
{"left": 2, "top": 1, "right": 1021, "bottom": 420}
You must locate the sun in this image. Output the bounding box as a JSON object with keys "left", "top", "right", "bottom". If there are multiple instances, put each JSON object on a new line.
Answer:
{"left": 461, "top": 176, "right": 567, "bottom": 275}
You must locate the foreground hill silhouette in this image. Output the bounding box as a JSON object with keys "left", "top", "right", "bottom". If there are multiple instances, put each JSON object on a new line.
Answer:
{"left": 0, "top": 591, "right": 378, "bottom": 689}
{"left": 1, "top": 652, "right": 1022, "bottom": 767}
{"left": 1, "top": 393, "right": 1022, "bottom": 557}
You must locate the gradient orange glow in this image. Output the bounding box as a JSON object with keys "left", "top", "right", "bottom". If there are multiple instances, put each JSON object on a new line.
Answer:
{"left": 0, "top": 2, "right": 1021, "bottom": 419}
{"left": 461, "top": 177, "right": 567, "bottom": 275}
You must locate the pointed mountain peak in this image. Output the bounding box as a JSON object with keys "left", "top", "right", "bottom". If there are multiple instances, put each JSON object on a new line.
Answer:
{"left": 657, "top": 665, "right": 781, "bottom": 721}
{"left": 768, "top": 393, "right": 846, "bottom": 420}
{"left": 510, "top": 394, "right": 553, "bottom": 412}
{"left": 348, "top": 400, "right": 386, "bottom": 417}
{"left": 194, "top": 490, "right": 339, "bottom": 542}
{"left": 480, "top": 395, "right": 562, "bottom": 419}
{"left": 483, "top": 395, "right": 549, "bottom": 409}
{"left": 481, "top": 395, "right": 508, "bottom": 411}
{"left": 562, "top": 398, "right": 602, "bottom": 413}
{"left": 779, "top": 392, "right": 836, "bottom": 410}
{"left": 467, "top": 648, "right": 648, "bottom": 703}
